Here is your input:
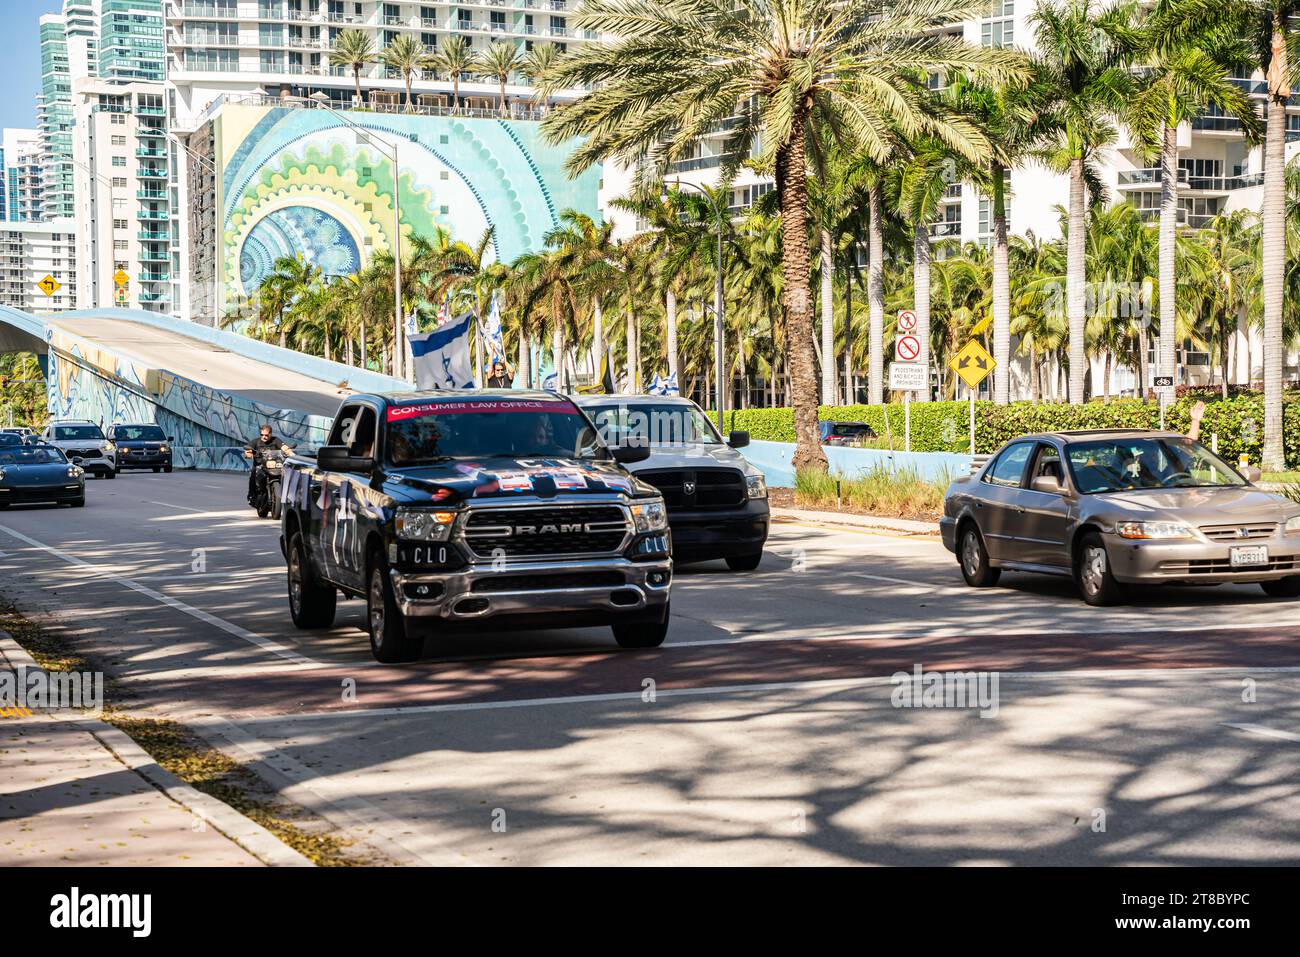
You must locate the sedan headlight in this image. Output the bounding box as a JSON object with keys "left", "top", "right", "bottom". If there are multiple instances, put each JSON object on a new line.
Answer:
{"left": 0, "top": 468, "right": 5, "bottom": 482}
{"left": 746, "top": 474, "right": 767, "bottom": 499}
{"left": 67, "top": 465, "right": 83, "bottom": 478}
{"left": 630, "top": 499, "right": 668, "bottom": 533}
{"left": 1117, "top": 521, "right": 1194, "bottom": 540}
{"left": 395, "top": 508, "right": 456, "bottom": 541}
{"left": 1285, "top": 515, "right": 1300, "bottom": 534}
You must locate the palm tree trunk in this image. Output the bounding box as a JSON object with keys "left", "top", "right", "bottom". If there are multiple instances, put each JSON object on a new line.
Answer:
{"left": 1067, "top": 157, "right": 1087, "bottom": 404}
{"left": 499, "top": 77, "right": 507, "bottom": 117}
{"left": 1138, "top": 327, "right": 1150, "bottom": 402}
{"left": 1030, "top": 344, "right": 1040, "bottom": 403}
{"left": 1103, "top": 351, "right": 1111, "bottom": 403}
{"left": 518, "top": 328, "right": 532, "bottom": 388}
{"left": 353, "top": 66, "right": 362, "bottom": 105}
{"left": 843, "top": 275, "right": 853, "bottom": 405}
{"left": 625, "top": 306, "right": 637, "bottom": 390}
{"left": 592, "top": 298, "right": 604, "bottom": 379}
{"left": 405, "top": 72, "right": 414, "bottom": 111}
{"left": 912, "top": 222, "right": 931, "bottom": 403}
{"left": 665, "top": 287, "right": 679, "bottom": 379}
{"left": 359, "top": 321, "right": 367, "bottom": 371}
{"left": 775, "top": 122, "right": 827, "bottom": 471}
{"left": 1158, "top": 122, "right": 1179, "bottom": 386}
{"left": 991, "top": 163, "right": 1011, "bottom": 404}
{"left": 552, "top": 321, "right": 565, "bottom": 393}
{"left": 867, "top": 181, "right": 885, "bottom": 404}
{"left": 1263, "top": 22, "right": 1288, "bottom": 469}
{"left": 453, "top": 74, "right": 460, "bottom": 111}
{"left": 820, "top": 227, "right": 835, "bottom": 405}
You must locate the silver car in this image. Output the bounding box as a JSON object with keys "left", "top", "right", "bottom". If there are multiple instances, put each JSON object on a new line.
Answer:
{"left": 941, "top": 429, "right": 1300, "bottom": 605}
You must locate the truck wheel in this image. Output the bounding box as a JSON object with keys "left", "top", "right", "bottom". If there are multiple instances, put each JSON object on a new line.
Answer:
{"left": 1260, "top": 576, "right": 1300, "bottom": 598}
{"left": 1075, "top": 532, "right": 1126, "bottom": 606}
{"left": 613, "top": 602, "right": 670, "bottom": 649}
{"left": 287, "top": 532, "right": 335, "bottom": 629}
{"left": 105, "top": 469, "right": 116, "bottom": 480}
{"left": 725, "top": 551, "right": 763, "bottom": 571}
{"left": 367, "top": 555, "right": 423, "bottom": 663}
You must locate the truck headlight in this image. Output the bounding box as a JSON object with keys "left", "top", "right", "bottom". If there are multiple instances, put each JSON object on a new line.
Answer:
{"left": 746, "top": 474, "right": 767, "bottom": 499}
{"left": 630, "top": 499, "right": 668, "bottom": 533}
{"left": 395, "top": 508, "right": 456, "bottom": 541}
{"left": 159, "top": 444, "right": 170, "bottom": 453}
{"left": 1117, "top": 521, "right": 1193, "bottom": 540}
{"left": 1285, "top": 515, "right": 1300, "bottom": 534}
{"left": 101, "top": 441, "right": 115, "bottom": 453}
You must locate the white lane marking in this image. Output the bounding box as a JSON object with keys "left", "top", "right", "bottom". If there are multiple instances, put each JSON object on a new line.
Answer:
{"left": 1222, "top": 722, "right": 1300, "bottom": 744}
{"left": 0, "top": 523, "right": 318, "bottom": 667}
{"left": 206, "top": 664, "right": 1300, "bottom": 726}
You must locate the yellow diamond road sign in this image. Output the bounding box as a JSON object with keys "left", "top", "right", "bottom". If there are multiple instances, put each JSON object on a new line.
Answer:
{"left": 36, "top": 275, "right": 60, "bottom": 297}
{"left": 949, "top": 339, "right": 996, "bottom": 390}
{"left": 113, "top": 270, "right": 130, "bottom": 287}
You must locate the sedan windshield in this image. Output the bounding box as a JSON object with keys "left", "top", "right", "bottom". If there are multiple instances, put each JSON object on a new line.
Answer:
{"left": 386, "top": 399, "right": 606, "bottom": 465}
{"left": 1066, "top": 437, "right": 1246, "bottom": 494}
{"left": 0, "top": 447, "right": 66, "bottom": 466}
{"left": 584, "top": 402, "right": 722, "bottom": 446}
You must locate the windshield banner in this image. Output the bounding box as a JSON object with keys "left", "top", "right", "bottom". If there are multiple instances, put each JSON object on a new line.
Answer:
{"left": 386, "top": 399, "right": 576, "bottom": 421}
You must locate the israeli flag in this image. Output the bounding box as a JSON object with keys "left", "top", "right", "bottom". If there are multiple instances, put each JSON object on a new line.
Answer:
{"left": 648, "top": 372, "right": 679, "bottom": 396}
{"left": 410, "top": 312, "right": 475, "bottom": 390}
{"left": 542, "top": 372, "right": 558, "bottom": 392}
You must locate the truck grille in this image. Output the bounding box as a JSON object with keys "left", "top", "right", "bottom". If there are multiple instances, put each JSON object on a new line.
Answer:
{"left": 67, "top": 448, "right": 103, "bottom": 459}
{"left": 637, "top": 468, "right": 746, "bottom": 510}
{"left": 1199, "top": 524, "right": 1277, "bottom": 542}
{"left": 462, "top": 504, "right": 628, "bottom": 558}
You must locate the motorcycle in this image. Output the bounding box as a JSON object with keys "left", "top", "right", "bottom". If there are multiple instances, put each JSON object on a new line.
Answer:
{"left": 247, "top": 445, "right": 293, "bottom": 519}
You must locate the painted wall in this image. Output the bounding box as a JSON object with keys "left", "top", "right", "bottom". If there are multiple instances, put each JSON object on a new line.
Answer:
{"left": 742, "top": 439, "right": 972, "bottom": 488}
{"left": 216, "top": 104, "right": 602, "bottom": 313}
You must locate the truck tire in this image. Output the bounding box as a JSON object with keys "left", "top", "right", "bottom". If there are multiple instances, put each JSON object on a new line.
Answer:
{"left": 613, "top": 601, "right": 670, "bottom": 649}
{"left": 367, "top": 553, "right": 423, "bottom": 663}
{"left": 287, "top": 531, "right": 336, "bottom": 629}
{"left": 725, "top": 551, "right": 763, "bottom": 571}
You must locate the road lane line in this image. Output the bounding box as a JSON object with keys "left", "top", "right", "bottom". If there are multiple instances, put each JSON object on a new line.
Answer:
{"left": 1221, "top": 722, "right": 1300, "bottom": 743}
{"left": 0, "top": 523, "right": 318, "bottom": 667}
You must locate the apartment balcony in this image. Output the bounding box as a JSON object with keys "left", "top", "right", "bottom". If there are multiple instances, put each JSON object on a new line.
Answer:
{"left": 137, "top": 189, "right": 168, "bottom": 200}
{"left": 139, "top": 252, "right": 170, "bottom": 263}
{"left": 930, "top": 221, "right": 962, "bottom": 239}
{"left": 180, "top": 4, "right": 239, "bottom": 18}
{"left": 1116, "top": 168, "right": 1184, "bottom": 189}
{"left": 137, "top": 167, "right": 169, "bottom": 178}
{"left": 138, "top": 230, "right": 170, "bottom": 241}
{"left": 137, "top": 210, "right": 170, "bottom": 221}
{"left": 137, "top": 105, "right": 166, "bottom": 116}
{"left": 139, "top": 272, "right": 170, "bottom": 283}
{"left": 136, "top": 127, "right": 166, "bottom": 138}
{"left": 139, "top": 290, "right": 169, "bottom": 303}
{"left": 1118, "top": 168, "right": 1263, "bottom": 192}
{"left": 136, "top": 148, "right": 167, "bottom": 159}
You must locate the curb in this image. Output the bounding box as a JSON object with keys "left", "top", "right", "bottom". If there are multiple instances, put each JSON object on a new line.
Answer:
{"left": 0, "top": 630, "right": 314, "bottom": 868}
{"left": 770, "top": 506, "right": 941, "bottom": 537}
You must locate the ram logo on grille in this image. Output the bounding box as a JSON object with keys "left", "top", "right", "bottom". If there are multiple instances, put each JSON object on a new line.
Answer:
{"left": 513, "top": 523, "right": 590, "bottom": 535}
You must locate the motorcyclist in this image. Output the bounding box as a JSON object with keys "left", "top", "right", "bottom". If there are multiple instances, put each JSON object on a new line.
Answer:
{"left": 244, "top": 424, "right": 283, "bottom": 506}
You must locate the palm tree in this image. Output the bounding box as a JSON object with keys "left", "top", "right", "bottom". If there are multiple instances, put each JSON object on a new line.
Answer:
{"left": 1031, "top": 0, "right": 1136, "bottom": 404}
{"left": 1124, "top": 0, "right": 1261, "bottom": 390}
{"left": 329, "top": 29, "right": 377, "bottom": 106}
{"left": 431, "top": 36, "right": 474, "bottom": 111}
{"left": 259, "top": 254, "right": 321, "bottom": 347}
{"left": 521, "top": 43, "right": 562, "bottom": 109}
{"left": 542, "top": 0, "right": 1027, "bottom": 471}
{"left": 381, "top": 34, "right": 428, "bottom": 111}
{"left": 476, "top": 41, "right": 522, "bottom": 117}
{"left": 544, "top": 210, "right": 618, "bottom": 383}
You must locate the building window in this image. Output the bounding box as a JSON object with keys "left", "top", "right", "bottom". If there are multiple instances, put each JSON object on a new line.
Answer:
{"left": 112, "top": 176, "right": 127, "bottom": 187}
{"left": 982, "top": 4, "right": 1014, "bottom": 49}
{"left": 111, "top": 135, "right": 126, "bottom": 146}
{"left": 111, "top": 156, "right": 126, "bottom": 167}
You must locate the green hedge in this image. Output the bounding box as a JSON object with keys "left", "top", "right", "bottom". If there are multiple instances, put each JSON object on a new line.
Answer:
{"left": 718, "top": 395, "right": 1300, "bottom": 467}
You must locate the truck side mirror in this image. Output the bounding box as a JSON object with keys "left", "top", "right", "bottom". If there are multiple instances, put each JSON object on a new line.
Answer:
{"left": 612, "top": 444, "right": 650, "bottom": 465}
{"left": 317, "top": 444, "right": 375, "bottom": 473}
{"left": 728, "top": 430, "right": 750, "bottom": 449}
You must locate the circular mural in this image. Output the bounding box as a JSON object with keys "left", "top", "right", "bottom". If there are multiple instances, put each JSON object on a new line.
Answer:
{"left": 239, "top": 205, "right": 362, "bottom": 290}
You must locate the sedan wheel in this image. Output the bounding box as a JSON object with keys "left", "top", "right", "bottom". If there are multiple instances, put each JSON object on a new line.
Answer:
{"left": 1075, "top": 532, "right": 1125, "bottom": 606}
{"left": 959, "top": 525, "right": 1000, "bottom": 587}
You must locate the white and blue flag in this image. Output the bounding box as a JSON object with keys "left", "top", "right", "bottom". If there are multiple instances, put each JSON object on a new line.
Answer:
{"left": 483, "top": 292, "right": 505, "bottom": 367}
{"left": 410, "top": 311, "right": 475, "bottom": 390}
{"left": 647, "top": 372, "right": 679, "bottom": 396}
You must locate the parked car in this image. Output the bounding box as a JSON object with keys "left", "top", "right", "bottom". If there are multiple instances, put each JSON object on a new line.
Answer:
{"left": 0, "top": 427, "right": 36, "bottom": 444}
{"left": 941, "top": 428, "right": 1300, "bottom": 605}
{"left": 40, "top": 420, "right": 116, "bottom": 478}
{"left": 280, "top": 391, "right": 672, "bottom": 663}
{"left": 819, "top": 421, "right": 876, "bottom": 447}
{"left": 107, "top": 423, "right": 173, "bottom": 473}
{"left": 0, "top": 432, "right": 24, "bottom": 449}
{"left": 0, "top": 444, "right": 85, "bottom": 508}
{"left": 575, "top": 394, "right": 769, "bottom": 570}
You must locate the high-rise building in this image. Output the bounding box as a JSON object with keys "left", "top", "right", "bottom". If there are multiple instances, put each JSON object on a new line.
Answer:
{"left": 0, "top": 222, "right": 79, "bottom": 313}
{"left": 99, "top": 1, "right": 167, "bottom": 84}
{"left": 1, "top": 130, "right": 46, "bottom": 223}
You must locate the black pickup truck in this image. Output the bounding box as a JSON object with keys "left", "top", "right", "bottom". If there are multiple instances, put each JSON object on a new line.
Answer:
{"left": 279, "top": 391, "right": 673, "bottom": 662}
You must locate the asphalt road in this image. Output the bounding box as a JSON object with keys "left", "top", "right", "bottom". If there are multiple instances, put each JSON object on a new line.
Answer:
{"left": 3, "top": 470, "right": 1300, "bottom": 865}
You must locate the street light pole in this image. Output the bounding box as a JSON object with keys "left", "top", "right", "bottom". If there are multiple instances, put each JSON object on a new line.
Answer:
{"left": 289, "top": 97, "right": 406, "bottom": 381}
{"left": 667, "top": 179, "right": 726, "bottom": 434}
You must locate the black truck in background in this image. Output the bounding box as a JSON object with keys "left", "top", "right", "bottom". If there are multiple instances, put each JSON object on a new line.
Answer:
{"left": 279, "top": 391, "right": 673, "bottom": 662}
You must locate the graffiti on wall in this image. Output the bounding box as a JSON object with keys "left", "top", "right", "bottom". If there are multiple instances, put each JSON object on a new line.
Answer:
{"left": 216, "top": 104, "right": 602, "bottom": 311}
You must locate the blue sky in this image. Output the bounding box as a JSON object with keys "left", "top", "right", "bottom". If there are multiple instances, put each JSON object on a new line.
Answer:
{"left": 0, "top": 1, "right": 65, "bottom": 133}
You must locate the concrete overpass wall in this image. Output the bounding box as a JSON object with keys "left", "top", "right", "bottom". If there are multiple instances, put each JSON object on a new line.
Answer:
{"left": 1, "top": 305, "right": 406, "bottom": 469}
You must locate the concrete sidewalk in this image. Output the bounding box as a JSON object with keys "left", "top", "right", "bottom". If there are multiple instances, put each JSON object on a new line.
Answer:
{"left": 0, "top": 638, "right": 305, "bottom": 867}
{"left": 771, "top": 506, "right": 940, "bottom": 536}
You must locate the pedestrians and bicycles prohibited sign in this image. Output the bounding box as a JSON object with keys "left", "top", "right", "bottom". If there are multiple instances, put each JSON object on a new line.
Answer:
{"left": 897, "top": 309, "right": 917, "bottom": 332}
{"left": 949, "top": 339, "right": 996, "bottom": 390}
{"left": 36, "top": 275, "right": 60, "bottom": 297}
{"left": 895, "top": 334, "right": 921, "bottom": 362}
{"left": 889, "top": 362, "right": 928, "bottom": 391}
{"left": 113, "top": 270, "right": 130, "bottom": 287}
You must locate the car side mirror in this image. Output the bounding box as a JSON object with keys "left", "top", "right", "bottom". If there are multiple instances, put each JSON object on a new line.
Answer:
{"left": 1031, "top": 474, "right": 1064, "bottom": 495}
{"left": 168, "top": 435, "right": 175, "bottom": 442}
{"left": 1243, "top": 466, "right": 1262, "bottom": 484}
{"left": 316, "top": 444, "right": 375, "bottom": 474}
{"left": 728, "top": 430, "right": 750, "bottom": 449}
{"left": 612, "top": 444, "right": 650, "bottom": 465}
{"left": 71, "top": 456, "right": 83, "bottom": 465}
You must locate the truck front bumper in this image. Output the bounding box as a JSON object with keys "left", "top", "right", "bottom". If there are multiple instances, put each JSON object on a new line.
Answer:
{"left": 389, "top": 555, "right": 672, "bottom": 624}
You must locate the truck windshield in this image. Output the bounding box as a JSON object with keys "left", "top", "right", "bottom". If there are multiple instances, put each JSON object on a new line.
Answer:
{"left": 583, "top": 402, "right": 723, "bottom": 446}
{"left": 385, "top": 399, "right": 607, "bottom": 465}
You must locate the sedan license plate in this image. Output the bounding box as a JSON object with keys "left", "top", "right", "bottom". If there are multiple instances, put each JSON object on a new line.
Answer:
{"left": 1230, "top": 545, "right": 1268, "bottom": 567}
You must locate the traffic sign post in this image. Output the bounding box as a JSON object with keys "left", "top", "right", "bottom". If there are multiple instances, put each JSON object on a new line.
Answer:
{"left": 36, "top": 274, "right": 60, "bottom": 298}
{"left": 1153, "top": 375, "right": 1175, "bottom": 429}
{"left": 949, "top": 341, "right": 997, "bottom": 455}
{"left": 895, "top": 334, "right": 922, "bottom": 363}
{"left": 889, "top": 362, "right": 928, "bottom": 452}
{"left": 113, "top": 269, "right": 130, "bottom": 287}
{"left": 897, "top": 309, "right": 917, "bottom": 333}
